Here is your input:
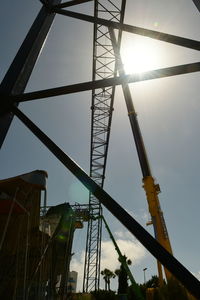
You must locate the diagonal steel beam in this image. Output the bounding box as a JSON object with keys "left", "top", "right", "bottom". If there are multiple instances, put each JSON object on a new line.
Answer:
{"left": 12, "top": 105, "right": 200, "bottom": 300}
{"left": 11, "top": 62, "right": 200, "bottom": 103}
{"left": 192, "top": 0, "right": 200, "bottom": 12}
{"left": 0, "top": 0, "right": 61, "bottom": 148}
{"left": 53, "top": 0, "right": 93, "bottom": 9}
{"left": 53, "top": 8, "right": 200, "bottom": 51}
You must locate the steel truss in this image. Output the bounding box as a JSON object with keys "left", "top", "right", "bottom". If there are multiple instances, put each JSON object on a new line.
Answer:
{"left": 12, "top": 106, "right": 200, "bottom": 299}
{"left": 1, "top": 1, "right": 200, "bottom": 298}
{"left": 83, "top": 0, "right": 126, "bottom": 292}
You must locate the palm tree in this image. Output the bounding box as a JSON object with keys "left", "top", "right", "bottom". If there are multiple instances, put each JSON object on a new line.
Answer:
{"left": 101, "top": 268, "right": 116, "bottom": 291}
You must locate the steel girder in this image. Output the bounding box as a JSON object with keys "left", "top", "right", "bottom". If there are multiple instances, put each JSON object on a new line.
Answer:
{"left": 12, "top": 106, "right": 200, "bottom": 299}
{"left": 10, "top": 62, "right": 200, "bottom": 103}
{"left": 1, "top": 1, "right": 200, "bottom": 298}
{"left": 0, "top": 0, "right": 62, "bottom": 148}
{"left": 53, "top": 8, "right": 200, "bottom": 50}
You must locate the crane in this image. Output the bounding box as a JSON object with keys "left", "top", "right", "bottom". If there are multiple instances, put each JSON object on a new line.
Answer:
{"left": 1, "top": 1, "right": 200, "bottom": 298}
{"left": 98, "top": 215, "right": 144, "bottom": 300}
{"left": 83, "top": 0, "right": 127, "bottom": 292}
{"left": 108, "top": 27, "right": 173, "bottom": 286}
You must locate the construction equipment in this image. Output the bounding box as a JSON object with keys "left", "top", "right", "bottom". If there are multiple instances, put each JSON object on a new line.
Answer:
{"left": 109, "top": 27, "right": 173, "bottom": 286}
{"left": 83, "top": 0, "right": 127, "bottom": 292}
{"left": 40, "top": 202, "right": 87, "bottom": 298}
{"left": 98, "top": 215, "right": 144, "bottom": 300}
{"left": 1, "top": 1, "right": 200, "bottom": 298}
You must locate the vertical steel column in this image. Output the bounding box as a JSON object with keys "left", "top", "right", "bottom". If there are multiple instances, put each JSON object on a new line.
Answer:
{"left": 0, "top": 0, "right": 61, "bottom": 148}
{"left": 83, "top": 0, "right": 126, "bottom": 292}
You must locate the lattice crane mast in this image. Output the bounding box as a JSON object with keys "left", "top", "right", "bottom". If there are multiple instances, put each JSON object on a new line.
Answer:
{"left": 83, "top": 0, "right": 127, "bottom": 292}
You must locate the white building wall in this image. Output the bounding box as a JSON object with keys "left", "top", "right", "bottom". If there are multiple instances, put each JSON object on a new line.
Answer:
{"left": 67, "top": 271, "right": 78, "bottom": 293}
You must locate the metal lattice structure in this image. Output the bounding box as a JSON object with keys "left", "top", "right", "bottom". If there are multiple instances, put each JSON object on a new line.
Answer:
{"left": 83, "top": 0, "right": 126, "bottom": 292}
{"left": 1, "top": 1, "right": 200, "bottom": 298}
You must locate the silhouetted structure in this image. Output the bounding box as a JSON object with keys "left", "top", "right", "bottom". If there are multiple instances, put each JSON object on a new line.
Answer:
{"left": 0, "top": 1, "right": 200, "bottom": 298}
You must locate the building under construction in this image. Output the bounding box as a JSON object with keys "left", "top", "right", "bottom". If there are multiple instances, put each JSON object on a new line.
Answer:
{"left": 0, "top": 0, "right": 200, "bottom": 299}
{"left": 0, "top": 170, "right": 84, "bottom": 299}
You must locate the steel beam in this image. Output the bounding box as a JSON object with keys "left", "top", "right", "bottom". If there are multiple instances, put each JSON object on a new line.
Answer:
{"left": 11, "top": 62, "right": 200, "bottom": 103}
{"left": 192, "top": 0, "right": 200, "bottom": 12}
{"left": 53, "top": 8, "right": 200, "bottom": 51}
{"left": 12, "top": 106, "right": 200, "bottom": 300}
{"left": 0, "top": 0, "right": 61, "bottom": 148}
{"left": 53, "top": 0, "right": 93, "bottom": 8}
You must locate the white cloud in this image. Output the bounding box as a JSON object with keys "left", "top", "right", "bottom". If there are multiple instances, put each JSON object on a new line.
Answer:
{"left": 141, "top": 211, "right": 149, "bottom": 223}
{"left": 116, "top": 238, "right": 146, "bottom": 264}
{"left": 70, "top": 230, "right": 147, "bottom": 291}
{"left": 123, "top": 208, "right": 150, "bottom": 226}
{"left": 114, "top": 230, "right": 135, "bottom": 240}
{"left": 101, "top": 240, "right": 118, "bottom": 271}
{"left": 101, "top": 230, "right": 147, "bottom": 271}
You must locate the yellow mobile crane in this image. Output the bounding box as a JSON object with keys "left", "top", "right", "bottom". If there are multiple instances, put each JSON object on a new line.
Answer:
{"left": 143, "top": 177, "right": 173, "bottom": 284}
{"left": 109, "top": 28, "right": 173, "bottom": 286}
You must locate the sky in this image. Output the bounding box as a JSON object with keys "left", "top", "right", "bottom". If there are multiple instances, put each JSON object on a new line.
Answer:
{"left": 0, "top": 0, "right": 200, "bottom": 292}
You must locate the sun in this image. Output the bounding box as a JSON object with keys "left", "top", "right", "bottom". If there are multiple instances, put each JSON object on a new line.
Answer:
{"left": 120, "top": 36, "right": 163, "bottom": 74}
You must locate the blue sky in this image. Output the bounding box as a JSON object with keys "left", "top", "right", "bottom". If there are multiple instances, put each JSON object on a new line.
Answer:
{"left": 1, "top": 0, "right": 200, "bottom": 291}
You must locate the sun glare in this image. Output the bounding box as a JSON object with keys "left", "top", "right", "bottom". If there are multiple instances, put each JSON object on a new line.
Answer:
{"left": 121, "top": 36, "right": 163, "bottom": 74}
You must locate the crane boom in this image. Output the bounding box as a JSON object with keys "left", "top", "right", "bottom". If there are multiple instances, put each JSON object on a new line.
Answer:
{"left": 109, "top": 27, "right": 173, "bottom": 285}
{"left": 100, "top": 216, "right": 144, "bottom": 300}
